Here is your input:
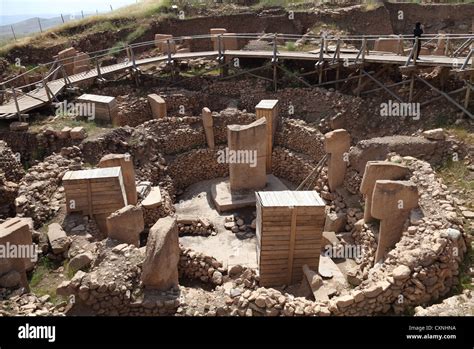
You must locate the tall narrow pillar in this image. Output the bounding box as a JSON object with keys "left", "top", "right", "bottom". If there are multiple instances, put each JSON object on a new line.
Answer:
{"left": 98, "top": 153, "right": 138, "bottom": 205}
{"left": 255, "top": 99, "right": 279, "bottom": 173}
{"left": 202, "top": 107, "right": 215, "bottom": 149}
{"left": 228, "top": 117, "right": 267, "bottom": 192}
{"left": 324, "top": 129, "right": 350, "bottom": 192}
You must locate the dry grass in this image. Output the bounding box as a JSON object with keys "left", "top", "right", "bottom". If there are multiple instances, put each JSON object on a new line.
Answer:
{"left": 0, "top": 0, "right": 171, "bottom": 55}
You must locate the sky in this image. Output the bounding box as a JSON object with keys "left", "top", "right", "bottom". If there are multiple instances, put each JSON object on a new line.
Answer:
{"left": 1, "top": 0, "right": 138, "bottom": 24}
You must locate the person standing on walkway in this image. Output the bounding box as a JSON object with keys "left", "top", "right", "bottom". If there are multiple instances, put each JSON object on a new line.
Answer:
{"left": 413, "top": 22, "right": 424, "bottom": 60}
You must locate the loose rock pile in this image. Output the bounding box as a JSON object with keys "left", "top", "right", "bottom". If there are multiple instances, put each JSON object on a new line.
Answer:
{"left": 223, "top": 214, "right": 256, "bottom": 239}
{"left": 0, "top": 291, "right": 65, "bottom": 316}
{"left": 178, "top": 217, "right": 216, "bottom": 237}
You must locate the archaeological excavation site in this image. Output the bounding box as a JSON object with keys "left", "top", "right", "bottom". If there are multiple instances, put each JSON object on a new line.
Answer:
{"left": 0, "top": 1, "right": 473, "bottom": 332}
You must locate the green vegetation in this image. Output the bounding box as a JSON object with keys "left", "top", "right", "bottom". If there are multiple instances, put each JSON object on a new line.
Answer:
{"left": 438, "top": 159, "right": 474, "bottom": 193}
{"left": 29, "top": 257, "right": 65, "bottom": 305}
{"left": 284, "top": 41, "right": 297, "bottom": 51}
{"left": 0, "top": 0, "right": 172, "bottom": 56}
{"left": 29, "top": 115, "right": 111, "bottom": 138}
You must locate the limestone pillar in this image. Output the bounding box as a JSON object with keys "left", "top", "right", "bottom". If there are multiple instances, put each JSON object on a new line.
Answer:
{"left": 210, "top": 28, "right": 227, "bottom": 50}
{"left": 324, "top": 129, "right": 351, "bottom": 192}
{"left": 154, "top": 34, "right": 176, "bottom": 53}
{"left": 57, "top": 47, "right": 77, "bottom": 76}
{"left": 141, "top": 216, "right": 180, "bottom": 290}
{"left": 147, "top": 94, "right": 167, "bottom": 118}
{"left": 223, "top": 33, "right": 239, "bottom": 50}
{"left": 106, "top": 205, "right": 144, "bottom": 247}
{"left": 98, "top": 153, "right": 138, "bottom": 205}
{"left": 371, "top": 180, "right": 418, "bottom": 262}
{"left": 202, "top": 107, "right": 215, "bottom": 149}
{"left": 255, "top": 99, "right": 279, "bottom": 173}
{"left": 73, "top": 52, "right": 91, "bottom": 74}
{"left": 0, "top": 218, "right": 33, "bottom": 289}
{"left": 228, "top": 117, "right": 267, "bottom": 192}
{"left": 360, "top": 161, "right": 410, "bottom": 223}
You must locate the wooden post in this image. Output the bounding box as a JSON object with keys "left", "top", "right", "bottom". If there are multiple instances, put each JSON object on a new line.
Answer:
{"left": 96, "top": 60, "right": 102, "bottom": 79}
{"left": 464, "top": 76, "right": 473, "bottom": 115}
{"left": 42, "top": 77, "right": 51, "bottom": 102}
{"left": 356, "top": 68, "right": 363, "bottom": 97}
{"left": 10, "top": 25, "right": 17, "bottom": 41}
{"left": 408, "top": 73, "right": 415, "bottom": 103}
{"left": 272, "top": 34, "right": 278, "bottom": 92}
{"left": 129, "top": 45, "right": 136, "bottom": 69}
{"left": 218, "top": 35, "right": 224, "bottom": 77}
{"left": 61, "top": 65, "right": 69, "bottom": 86}
{"left": 413, "top": 37, "right": 419, "bottom": 65}
{"left": 166, "top": 39, "right": 173, "bottom": 64}
{"left": 318, "top": 36, "right": 324, "bottom": 85}
{"left": 37, "top": 18, "right": 43, "bottom": 33}
{"left": 362, "top": 37, "right": 367, "bottom": 61}
{"left": 11, "top": 87, "right": 21, "bottom": 120}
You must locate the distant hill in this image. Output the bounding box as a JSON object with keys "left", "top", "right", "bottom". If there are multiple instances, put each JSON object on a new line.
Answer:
{"left": 0, "top": 14, "right": 94, "bottom": 41}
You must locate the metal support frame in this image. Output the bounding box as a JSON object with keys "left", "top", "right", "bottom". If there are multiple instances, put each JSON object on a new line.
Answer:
{"left": 453, "top": 38, "right": 473, "bottom": 57}
{"left": 416, "top": 75, "right": 473, "bottom": 118}
{"left": 360, "top": 79, "right": 411, "bottom": 96}
{"left": 272, "top": 34, "right": 279, "bottom": 91}
{"left": 420, "top": 85, "right": 467, "bottom": 107}
{"left": 405, "top": 37, "right": 419, "bottom": 67}
{"left": 361, "top": 69, "right": 404, "bottom": 102}
{"left": 461, "top": 49, "right": 473, "bottom": 70}
{"left": 276, "top": 64, "right": 312, "bottom": 88}
{"left": 296, "top": 154, "right": 328, "bottom": 191}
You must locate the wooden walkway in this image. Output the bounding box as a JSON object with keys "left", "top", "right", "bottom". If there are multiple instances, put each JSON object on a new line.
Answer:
{"left": 0, "top": 48, "right": 471, "bottom": 119}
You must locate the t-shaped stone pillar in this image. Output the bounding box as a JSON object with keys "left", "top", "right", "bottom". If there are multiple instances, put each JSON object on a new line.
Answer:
{"left": 324, "top": 129, "right": 351, "bottom": 192}
{"left": 98, "top": 153, "right": 138, "bottom": 205}
{"left": 371, "top": 180, "right": 418, "bottom": 262}
{"left": 202, "top": 107, "right": 215, "bottom": 150}
{"left": 228, "top": 117, "right": 267, "bottom": 192}
{"left": 360, "top": 161, "right": 410, "bottom": 223}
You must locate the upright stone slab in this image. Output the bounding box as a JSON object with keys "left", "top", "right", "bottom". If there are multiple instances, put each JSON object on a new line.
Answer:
{"left": 202, "top": 107, "right": 215, "bottom": 149}
{"left": 154, "top": 34, "right": 176, "bottom": 53}
{"left": 324, "top": 129, "right": 351, "bottom": 192}
{"left": 223, "top": 33, "right": 239, "bottom": 50}
{"left": 0, "top": 218, "right": 33, "bottom": 289}
{"left": 141, "top": 216, "right": 180, "bottom": 290}
{"left": 73, "top": 52, "right": 91, "bottom": 74}
{"left": 58, "top": 47, "right": 77, "bottom": 76}
{"left": 374, "top": 38, "right": 404, "bottom": 55}
{"left": 98, "top": 153, "right": 138, "bottom": 205}
{"left": 228, "top": 117, "right": 267, "bottom": 192}
{"left": 210, "top": 28, "right": 227, "bottom": 50}
{"left": 433, "top": 34, "right": 447, "bottom": 55}
{"left": 360, "top": 161, "right": 410, "bottom": 222}
{"left": 106, "top": 205, "right": 144, "bottom": 247}
{"left": 148, "top": 94, "right": 167, "bottom": 118}
{"left": 255, "top": 99, "right": 279, "bottom": 173}
{"left": 371, "top": 180, "right": 418, "bottom": 262}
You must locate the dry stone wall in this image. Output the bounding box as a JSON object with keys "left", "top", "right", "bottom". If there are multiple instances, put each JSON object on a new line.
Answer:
{"left": 15, "top": 147, "right": 83, "bottom": 228}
